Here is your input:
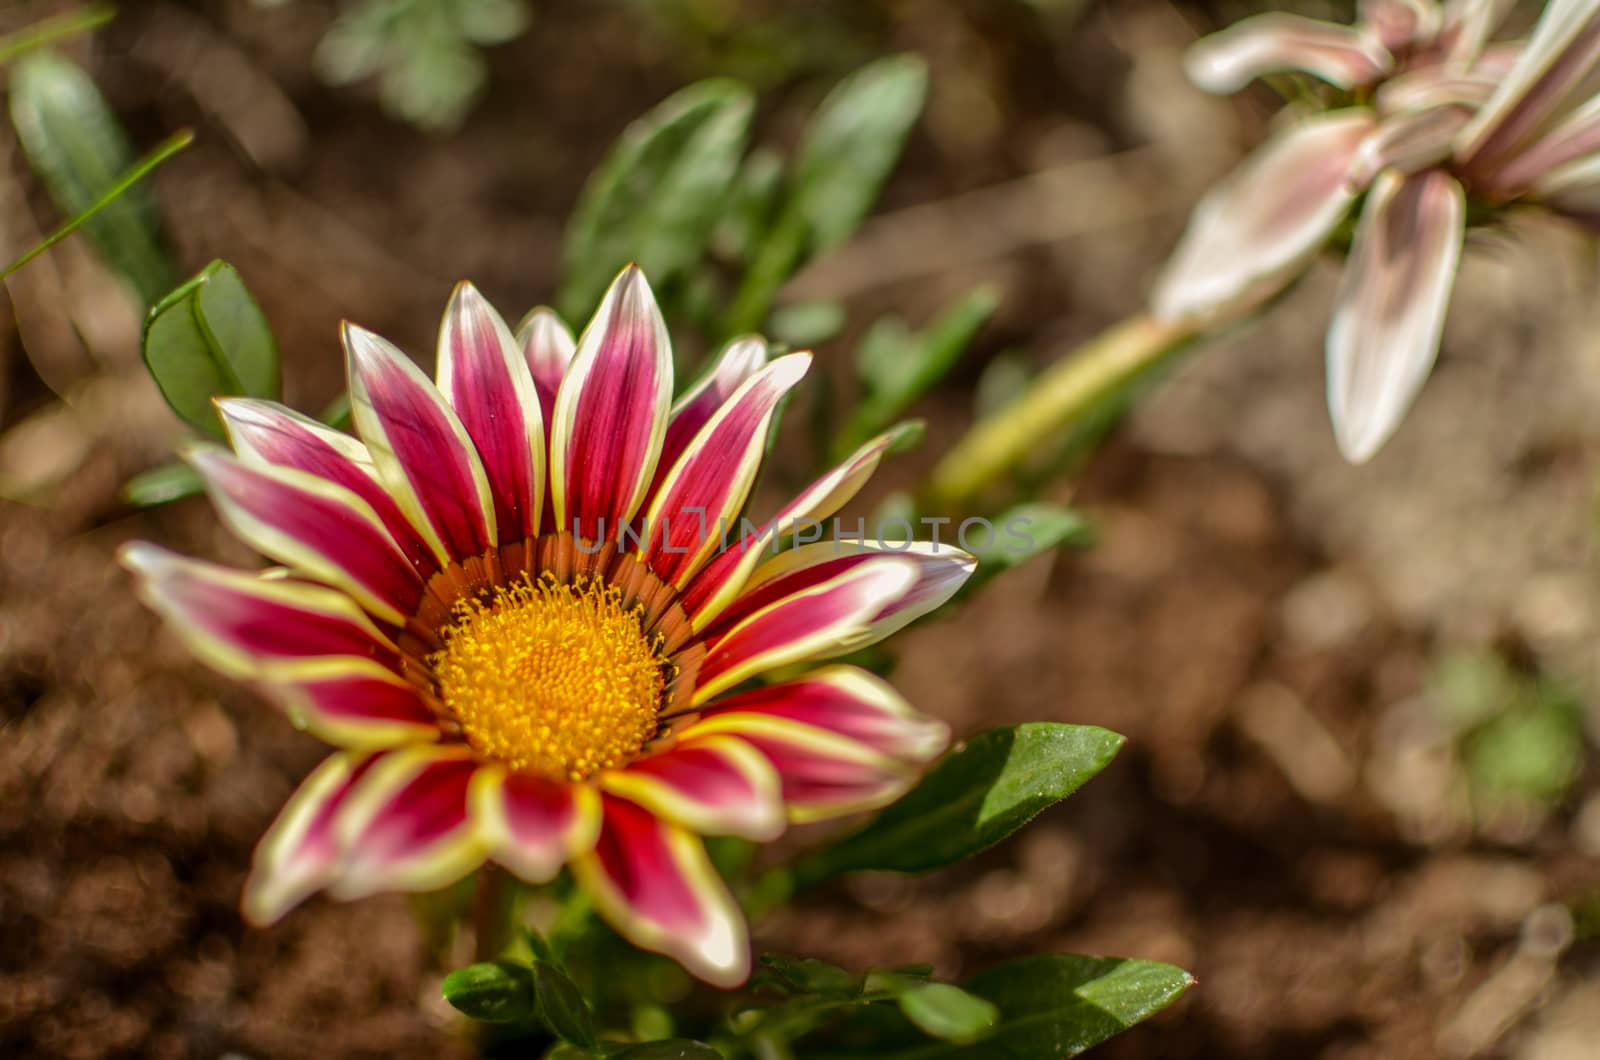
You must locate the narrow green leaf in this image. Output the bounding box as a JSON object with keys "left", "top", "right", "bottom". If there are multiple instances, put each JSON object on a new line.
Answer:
{"left": 754, "top": 954, "right": 861, "bottom": 1000}
{"left": 533, "top": 960, "right": 599, "bottom": 1050}
{"left": 440, "top": 959, "right": 537, "bottom": 1023}
{"left": 121, "top": 462, "right": 203, "bottom": 507}
{"left": 0, "top": 5, "right": 115, "bottom": 66}
{"left": 141, "top": 260, "right": 280, "bottom": 437}
{"left": 789, "top": 724, "right": 1124, "bottom": 887}
{"left": 958, "top": 502, "right": 1095, "bottom": 597}
{"left": 904, "top": 955, "right": 1192, "bottom": 1058}
{"left": 559, "top": 79, "right": 755, "bottom": 321}
{"left": 608, "top": 1041, "right": 722, "bottom": 1059}
{"left": 724, "top": 55, "right": 928, "bottom": 334}
{"left": 9, "top": 50, "right": 177, "bottom": 306}
{"left": 895, "top": 982, "right": 999, "bottom": 1044}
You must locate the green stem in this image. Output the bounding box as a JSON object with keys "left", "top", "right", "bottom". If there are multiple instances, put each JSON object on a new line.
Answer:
{"left": 473, "top": 864, "right": 517, "bottom": 962}
{"left": 924, "top": 312, "right": 1203, "bottom": 510}
{"left": 2, "top": 128, "right": 193, "bottom": 282}
{"left": 0, "top": 4, "right": 115, "bottom": 66}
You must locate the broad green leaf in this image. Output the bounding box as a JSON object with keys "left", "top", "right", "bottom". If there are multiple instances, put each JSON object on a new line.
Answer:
{"left": 9, "top": 49, "right": 177, "bottom": 306}
{"left": 142, "top": 261, "right": 280, "bottom": 437}
{"left": 753, "top": 954, "right": 861, "bottom": 1000}
{"left": 559, "top": 79, "right": 755, "bottom": 321}
{"left": 608, "top": 1041, "right": 722, "bottom": 1059}
{"left": 897, "top": 955, "right": 1192, "bottom": 1058}
{"left": 895, "top": 982, "right": 999, "bottom": 1044}
{"left": 724, "top": 55, "right": 928, "bottom": 334}
{"left": 958, "top": 502, "right": 1094, "bottom": 597}
{"left": 122, "top": 462, "right": 203, "bottom": 507}
{"left": 533, "top": 960, "right": 599, "bottom": 1050}
{"left": 441, "top": 960, "right": 537, "bottom": 1023}
{"left": 788, "top": 724, "right": 1123, "bottom": 887}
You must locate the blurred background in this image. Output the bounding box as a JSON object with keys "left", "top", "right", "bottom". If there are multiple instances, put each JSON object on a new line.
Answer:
{"left": 3, "top": 0, "right": 1600, "bottom": 1057}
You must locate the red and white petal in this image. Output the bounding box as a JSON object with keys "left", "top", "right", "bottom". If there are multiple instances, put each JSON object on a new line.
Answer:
{"left": 549, "top": 266, "right": 673, "bottom": 541}
{"left": 186, "top": 446, "right": 422, "bottom": 625}
{"left": 656, "top": 337, "right": 769, "bottom": 488}
{"left": 329, "top": 745, "right": 487, "bottom": 900}
{"left": 437, "top": 283, "right": 545, "bottom": 542}
{"left": 684, "top": 713, "right": 917, "bottom": 824}
{"left": 1454, "top": 0, "right": 1600, "bottom": 171}
{"left": 1326, "top": 169, "right": 1465, "bottom": 463}
{"left": 1184, "top": 14, "right": 1392, "bottom": 95}
{"left": 1152, "top": 112, "right": 1377, "bottom": 323}
{"left": 682, "top": 431, "right": 895, "bottom": 629}
{"left": 242, "top": 751, "right": 380, "bottom": 925}
{"left": 517, "top": 306, "right": 576, "bottom": 427}
{"left": 714, "top": 542, "right": 976, "bottom": 647}
{"left": 120, "top": 544, "right": 437, "bottom": 746}
{"left": 692, "top": 560, "right": 919, "bottom": 705}
{"left": 345, "top": 323, "right": 498, "bottom": 565}
{"left": 643, "top": 354, "right": 810, "bottom": 587}
{"left": 694, "top": 665, "right": 949, "bottom": 764}
{"left": 218, "top": 398, "right": 434, "bottom": 572}
{"left": 470, "top": 768, "right": 600, "bottom": 884}
{"left": 600, "top": 735, "right": 784, "bottom": 840}
{"left": 1485, "top": 94, "right": 1600, "bottom": 195}
{"left": 571, "top": 795, "right": 749, "bottom": 987}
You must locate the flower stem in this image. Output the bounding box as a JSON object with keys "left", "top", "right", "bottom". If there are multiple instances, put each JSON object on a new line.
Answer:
{"left": 473, "top": 864, "right": 517, "bottom": 962}
{"left": 924, "top": 312, "right": 1203, "bottom": 511}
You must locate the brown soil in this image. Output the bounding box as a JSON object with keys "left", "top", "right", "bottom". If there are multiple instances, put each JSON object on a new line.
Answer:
{"left": 3, "top": 2, "right": 1599, "bottom": 1058}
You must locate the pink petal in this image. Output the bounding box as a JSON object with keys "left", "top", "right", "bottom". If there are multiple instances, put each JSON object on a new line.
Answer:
{"left": 1326, "top": 169, "right": 1465, "bottom": 462}
{"left": 1454, "top": 0, "right": 1600, "bottom": 172}
{"left": 692, "top": 560, "right": 919, "bottom": 705}
{"left": 1351, "top": 105, "right": 1474, "bottom": 186}
{"left": 471, "top": 769, "right": 600, "bottom": 884}
{"left": 218, "top": 398, "right": 435, "bottom": 574}
{"left": 550, "top": 266, "right": 673, "bottom": 542}
{"left": 601, "top": 736, "right": 784, "bottom": 840}
{"left": 119, "top": 544, "right": 436, "bottom": 746}
{"left": 187, "top": 446, "right": 422, "bottom": 626}
{"left": 1185, "top": 14, "right": 1392, "bottom": 95}
{"left": 689, "top": 715, "right": 915, "bottom": 823}
{"left": 1482, "top": 94, "right": 1600, "bottom": 194}
{"left": 437, "top": 283, "right": 545, "bottom": 543}
{"left": 694, "top": 664, "right": 949, "bottom": 763}
{"left": 345, "top": 323, "right": 497, "bottom": 566}
{"left": 708, "top": 542, "right": 976, "bottom": 648}
{"left": 1152, "top": 112, "right": 1377, "bottom": 322}
{"left": 330, "top": 746, "right": 486, "bottom": 900}
{"left": 1531, "top": 150, "right": 1600, "bottom": 220}
{"left": 242, "top": 751, "right": 380, "bottom": 925}
{"left": 571, "top": 795, "right": 748, "bottom": 987}
{"left": 517, "top": 306, "right": 576, "bottom": 428}
{"left": 653, "top": 337, "right": 769, "bottom": 497}
{"left": 680, "top": 431, "right": 894, "bottom": 630}
{"left": 1437, "top": 0, "right": 1508, "bottom": 62}
{"left": 1361, "top": 0, "right": 1442, "bottom": 54}
{"left": 642, "top": 354, "right": 810, "bottom": 587}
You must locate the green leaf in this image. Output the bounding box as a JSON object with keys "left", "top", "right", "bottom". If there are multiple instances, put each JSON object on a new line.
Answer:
{"left": 958, "top": 503, "right": 1094, "bottom": 596}
{"left": 907, "top": 955, "right": 1192, "bottom": 1058}
{"left": 559, "top": 79, "right": 755, "bottom": 322}
{"left": 839, "top": 288, "right": 998, "bottom": 455}
{"left": 9, "top": 49, "right": 177, "bottom": 306}
{"left": 895, "top": 982, "right": 999, "bottom": 1044}
{"left": 754, "top": 954, "right": 861, "bottom": 1000}
{"left": 789, "top": 724, "right": 1123, "bottom": 887}
{"left": 608, "top": 1041, "right": 722, "bottom": 1059}
{"left": 122, "top": 462, "right": 203, "bottom": 507}
{"left": 724, "top": 55, "right": 928, "bottom": 334}
{"left": 441, "top": 960, "right": 537, "bottom": 1023}
{"left": 533, "top": 960, "right": 599, "bottom": 1050}
{"left": 0, "top": 7, "right": 115, "bottom": 66}
{"left": 769, "top": 299, "right": 846, "bottom": 348}
{"left": 791, "top": 54, "right": 927, "bottom": 253}
{"left": 142, "top": 261, "right": 280, "bottom": 437}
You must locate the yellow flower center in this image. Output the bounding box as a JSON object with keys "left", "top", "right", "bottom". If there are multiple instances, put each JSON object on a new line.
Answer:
{"left": 431, "top": 572, "right": 668, "bottom": 781}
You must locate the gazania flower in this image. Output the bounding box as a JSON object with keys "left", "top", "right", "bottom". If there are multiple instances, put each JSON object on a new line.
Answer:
{"left": 1154, "top": 0, "right": 1600, "bottom": 462}
{"left": 121, "top": 266, "right": 970, "bottom": 986}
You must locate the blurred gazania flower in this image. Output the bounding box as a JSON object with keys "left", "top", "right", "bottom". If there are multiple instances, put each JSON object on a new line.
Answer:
{"left": 1154, "top": 0, "right": 1600, "bottom": 461}
{"left": 121, "top": 266, "right": 970, "bottom": 986}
